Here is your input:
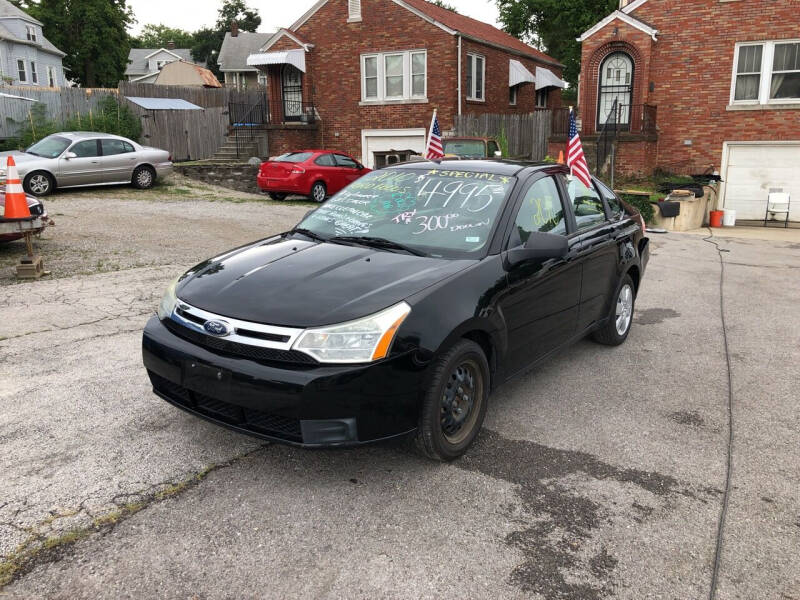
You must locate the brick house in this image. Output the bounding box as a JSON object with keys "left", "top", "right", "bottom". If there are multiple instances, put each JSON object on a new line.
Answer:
{"left": 568, "top": 0, "right": 800, "bottom": 221}
{"left": 245, "top": 0, "right": 565, "bottom": 169}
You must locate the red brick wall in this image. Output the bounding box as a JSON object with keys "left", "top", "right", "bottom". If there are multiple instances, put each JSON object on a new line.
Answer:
{"left": 579, "top": 0, "right": 800, "bottom": 174}
{"left": 267, "top": 127, "right": 322, "bottom": 155}
{"left": 260, "top": 0, "right": 564, "bottom": 161}
{"left": 460, "top": 39, "right": 563, "bottom": 115}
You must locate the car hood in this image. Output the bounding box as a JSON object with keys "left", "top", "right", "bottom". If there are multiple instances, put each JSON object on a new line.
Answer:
{"left": 176, "top": 237, "right": 473, "bottom": 327}
{"left": 0, "top": 152, "right": 45, "bottom": 167}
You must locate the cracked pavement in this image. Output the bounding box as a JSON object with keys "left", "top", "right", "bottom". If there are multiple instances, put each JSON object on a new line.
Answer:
{"left": 1, "top": 187, "right": 799, "bottom": 599}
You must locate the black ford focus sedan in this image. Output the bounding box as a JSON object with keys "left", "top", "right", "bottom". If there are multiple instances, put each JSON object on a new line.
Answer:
{"left": 142, "top": 160, "right": 648, "bottom": 461}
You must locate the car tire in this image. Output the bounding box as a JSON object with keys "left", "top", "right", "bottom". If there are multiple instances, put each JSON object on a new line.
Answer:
{"left": 310, "top": 181, "right": 327, "bottom": 203}
{"left": 592, "top": 274, "right": 635, "bottom": 346}
{"left": 414, "top": 339, "right": 489, "bottom": 462}
{"left": 267, "top": 192, "right": 287, "bottom": 201}
{"left": 132, "top": 165, "right": 156, "bottom": 190}
{"left": 24, "top": 171, "right": 55, "bottom": 197}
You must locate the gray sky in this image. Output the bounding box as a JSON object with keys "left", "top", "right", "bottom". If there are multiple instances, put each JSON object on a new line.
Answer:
{"left": 127, "top": 0, "right": 502, "bottom": 35}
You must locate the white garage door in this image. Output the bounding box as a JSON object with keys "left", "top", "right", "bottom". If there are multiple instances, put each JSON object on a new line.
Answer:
{"left": 722, "top": 143, "right": 800, "bottom": 221}
{"left": 361, "top": 128, "right": 427, "bottom": 169}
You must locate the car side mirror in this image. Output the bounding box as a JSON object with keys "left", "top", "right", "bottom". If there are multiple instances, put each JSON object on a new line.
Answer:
{"left": 505, "top": 231, "right": 569, "bottom": 269}
{"left": 64, "top": 152, "right": 77, "bottom": 159}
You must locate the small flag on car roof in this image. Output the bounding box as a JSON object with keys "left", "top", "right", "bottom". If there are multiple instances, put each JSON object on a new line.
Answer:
{"left": 426, "top": 109, "right": 444, "bottom": 160}
{"left": 566, "top": 107, "right": 592, "bottom": 188}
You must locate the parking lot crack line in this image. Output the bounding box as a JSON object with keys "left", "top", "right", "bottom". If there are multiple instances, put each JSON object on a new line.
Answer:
{"left": 0, "top": 444, "right": 269, "bottom": 589}
{"left": 702, "top": 228, "right": 736, "bottom": 600}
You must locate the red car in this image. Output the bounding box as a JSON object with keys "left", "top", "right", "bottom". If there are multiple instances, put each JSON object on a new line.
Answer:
{"left": 257, "top": 150, "right": 371, "bottom": 202}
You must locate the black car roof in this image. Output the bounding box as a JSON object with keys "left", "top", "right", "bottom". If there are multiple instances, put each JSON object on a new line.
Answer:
{"left": 390, "top": 159, "right": 562, "bottom": 177}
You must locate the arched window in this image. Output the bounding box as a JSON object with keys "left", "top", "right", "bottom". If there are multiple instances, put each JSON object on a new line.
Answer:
{"left": 597, "top": 52, "right": 633, "bottom": 129}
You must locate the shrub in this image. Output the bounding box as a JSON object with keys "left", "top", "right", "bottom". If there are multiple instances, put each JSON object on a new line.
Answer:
{"left": 620, "top": 192, "right": 655, "bottom": 224}
{"left": 4, "top": 95, "right": 141, "bottom": 150}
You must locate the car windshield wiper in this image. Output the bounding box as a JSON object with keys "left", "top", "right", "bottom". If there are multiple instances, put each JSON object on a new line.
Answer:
{"left": 289, "top": 227, "right": 329, "bottom": 243}
{"left": 25, "top": 151, "right": 41, "bottom": 157}
{"left": 330, "top": 236, "right": 427, "bottom": 257}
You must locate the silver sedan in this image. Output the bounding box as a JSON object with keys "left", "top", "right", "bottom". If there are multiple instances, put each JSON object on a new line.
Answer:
{"left": 0, "top": 132, "right": 172, "bottom": 196}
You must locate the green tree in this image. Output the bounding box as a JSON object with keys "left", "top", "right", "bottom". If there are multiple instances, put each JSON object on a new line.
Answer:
{"left": 214, "top": 0, "right": 261, "bottom": 33}
{"left": 192, "top": 1, "right": 261, "bottom": 79}
{"left": 496, "top": 0, "right": 616, "bottom": 98}
{"left": 131, "top": 24, "right": 195, "bottom": 49}
{"left": 21, "top": 0, "right": 134, "bottom": 87}
{"left": 431, "top": 0, "right": 458, "bottom": 11}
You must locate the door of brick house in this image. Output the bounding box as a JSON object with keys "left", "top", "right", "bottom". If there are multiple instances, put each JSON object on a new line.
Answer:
{"left": 597, "top": 52, "right": 633, "bottom": 130}
{"left": 282, "top": 65, "right": 303, "bottom": 122}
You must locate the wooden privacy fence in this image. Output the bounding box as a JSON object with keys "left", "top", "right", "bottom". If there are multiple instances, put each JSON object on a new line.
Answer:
{"left": 453, "top": 111, "right": 552, "bottom": 161}
{"left": 0, "top": 86, "right": 118, "bottom": 139}
{"left": 1, "top": 83, "right": 267, "bottom": 160}
{"left": 133, "top": 105, "right": 228, "bottom": 162}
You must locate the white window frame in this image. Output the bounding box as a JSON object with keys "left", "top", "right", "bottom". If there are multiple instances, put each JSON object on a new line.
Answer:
{"left": 466, "top": 52, "right": 485, "bottom": 102}
{"left": 47, "top": 65, "right": 57, "bottom": 87}
{"left": 16, "top": 58, "right": 27, "bottom": 83}
{"left": 30, "top": 61, "right": 38, "bottom": 85}
{"left": 26, "top": 25, "right": 36, "bottom": 42}
{"left": 360, "top": 50, "right": 427, "bottom": 103}
{"left": 509, "top": 85, "right": 517, "bottom": 106}
{"left": 730, "top": 40, "right": 800, "bottom": 106}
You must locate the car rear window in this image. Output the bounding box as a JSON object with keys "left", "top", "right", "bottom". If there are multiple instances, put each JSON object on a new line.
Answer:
{"left": 315, "top": 153, "right": 336, "bottom": 166}
{"left": 275, "top": 152, "right": 313, "bottom": 163}
{"left": 443, "top": 140, "right": 486, "bottom": 158}
{"left": 595, "top": 179, "right": 624, "bottom": 218}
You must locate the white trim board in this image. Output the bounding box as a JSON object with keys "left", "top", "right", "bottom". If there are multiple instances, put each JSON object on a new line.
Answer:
{"left": 260, "top": 29, "right": 313, "bottom": 53}
{"left": 290, "top": 0, "right": 455, "bottom": 35}
{"left": 621, "top": 0, "right": 649, "bottom": 14}
{"left": 143, "top": 48, "right": 183, "bottom": 60}
{"left": 577, "top": 10, "right": 657, "bottom": 42}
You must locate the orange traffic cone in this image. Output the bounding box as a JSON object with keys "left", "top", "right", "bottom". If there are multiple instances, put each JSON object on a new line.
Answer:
{"left": 3, "top": 156, "right": 30, "bottom": 219}
{"left": 557, "top": 150, "right": 565, "bottom": 165}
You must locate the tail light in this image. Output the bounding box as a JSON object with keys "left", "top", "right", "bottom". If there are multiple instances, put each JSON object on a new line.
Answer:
{"left": 291, "top": 168, "right": 305, "bottom": 175}
{"left": 168, "top": 154, "right": 172, "bottom": 162}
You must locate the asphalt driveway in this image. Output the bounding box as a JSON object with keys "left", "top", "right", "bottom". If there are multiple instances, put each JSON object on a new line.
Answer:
{"left": 1, "top": 183, "right": 798, "bottom": 599}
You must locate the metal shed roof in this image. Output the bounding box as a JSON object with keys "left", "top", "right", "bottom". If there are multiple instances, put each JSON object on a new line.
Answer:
{"left": 125, "top": 97, "right": 203, "bottom": 110}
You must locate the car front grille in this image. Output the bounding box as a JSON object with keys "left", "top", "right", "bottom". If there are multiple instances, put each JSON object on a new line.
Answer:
{"left": 163, "top": 318, "right": 317, "bottom": 365}
{"left": 149, "top": 372, "right": 302, "bottom": 442}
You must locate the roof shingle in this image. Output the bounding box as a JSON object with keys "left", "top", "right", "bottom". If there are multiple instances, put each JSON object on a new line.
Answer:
{"left": 401, "top": 0, "right": 561, "bottom": 66}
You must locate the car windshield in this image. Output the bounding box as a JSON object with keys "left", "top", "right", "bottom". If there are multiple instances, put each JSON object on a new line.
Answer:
{"left": 443, "top": 140, "right": 486, "bottom": 158}
{"left": 296, "top": 168, "right": 516, "bottom": 258}
{"left": 274, "top": 152, "right": 313, "bottom": 163}
{"left": 26, "top": 135, "right": 71, "bottom": 158}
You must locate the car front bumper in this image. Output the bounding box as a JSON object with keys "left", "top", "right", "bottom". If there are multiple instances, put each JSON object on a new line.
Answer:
{"left": 142, "top": 316, "right": 424, "bottom": 447}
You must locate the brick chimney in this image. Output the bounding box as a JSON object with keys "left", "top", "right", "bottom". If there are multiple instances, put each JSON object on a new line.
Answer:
{"left": 231, "top": 20, "right": 239, "bottom": 37}
{"left": 167, "top": 40, "right": 175, "bottom": 50}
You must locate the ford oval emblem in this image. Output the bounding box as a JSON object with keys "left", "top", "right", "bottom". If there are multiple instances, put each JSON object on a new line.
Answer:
{"left": 203, "top": 319, "right": 232, "bottom": 337}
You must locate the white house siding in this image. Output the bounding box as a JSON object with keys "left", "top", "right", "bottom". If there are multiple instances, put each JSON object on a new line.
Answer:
{"left": 0, "top": 40, "right": 63, "bottom": 85}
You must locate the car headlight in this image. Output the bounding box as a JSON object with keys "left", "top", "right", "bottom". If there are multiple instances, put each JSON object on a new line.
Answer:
{"left": 293, "top": 302, "right": 411, "bottom": 363}
{"left": 157, "top": 277, "right": 180, "bottom": 320}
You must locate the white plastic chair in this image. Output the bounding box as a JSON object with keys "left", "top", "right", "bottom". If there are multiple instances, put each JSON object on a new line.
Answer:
{"left": 764, "top": 190, "right": 791, "bottom": 228}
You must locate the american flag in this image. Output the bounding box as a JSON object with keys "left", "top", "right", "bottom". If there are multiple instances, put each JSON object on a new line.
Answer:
{"left": 567, "top": 109, "right": 592, "bottom": 188}
{"left": 426, "top": 110, "right": 444, "bottom": 160}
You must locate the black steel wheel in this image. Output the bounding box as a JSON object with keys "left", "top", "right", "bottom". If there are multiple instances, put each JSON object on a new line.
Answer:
{"left": 132, "top": 165, "right": 155, "bottom": 189}
{"left": 24, "top": 171, "right": 54, "bottom": 197}
{"left": 414, "top": 339, "right": 489, "bottom": 461}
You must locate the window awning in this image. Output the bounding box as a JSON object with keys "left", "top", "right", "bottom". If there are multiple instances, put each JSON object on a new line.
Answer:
{"left": 247, "top": 49, "right": 306, "bottom": 72}
{"left": 535, "top": 67, "right": 568, "bottom": 90}
{"left": 509, "top": 59, "right": 535, "bottom": 87}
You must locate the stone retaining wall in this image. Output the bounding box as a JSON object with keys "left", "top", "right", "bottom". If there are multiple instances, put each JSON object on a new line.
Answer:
{"left": 174, "top": 164, "right": 260, "bottom": 194}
